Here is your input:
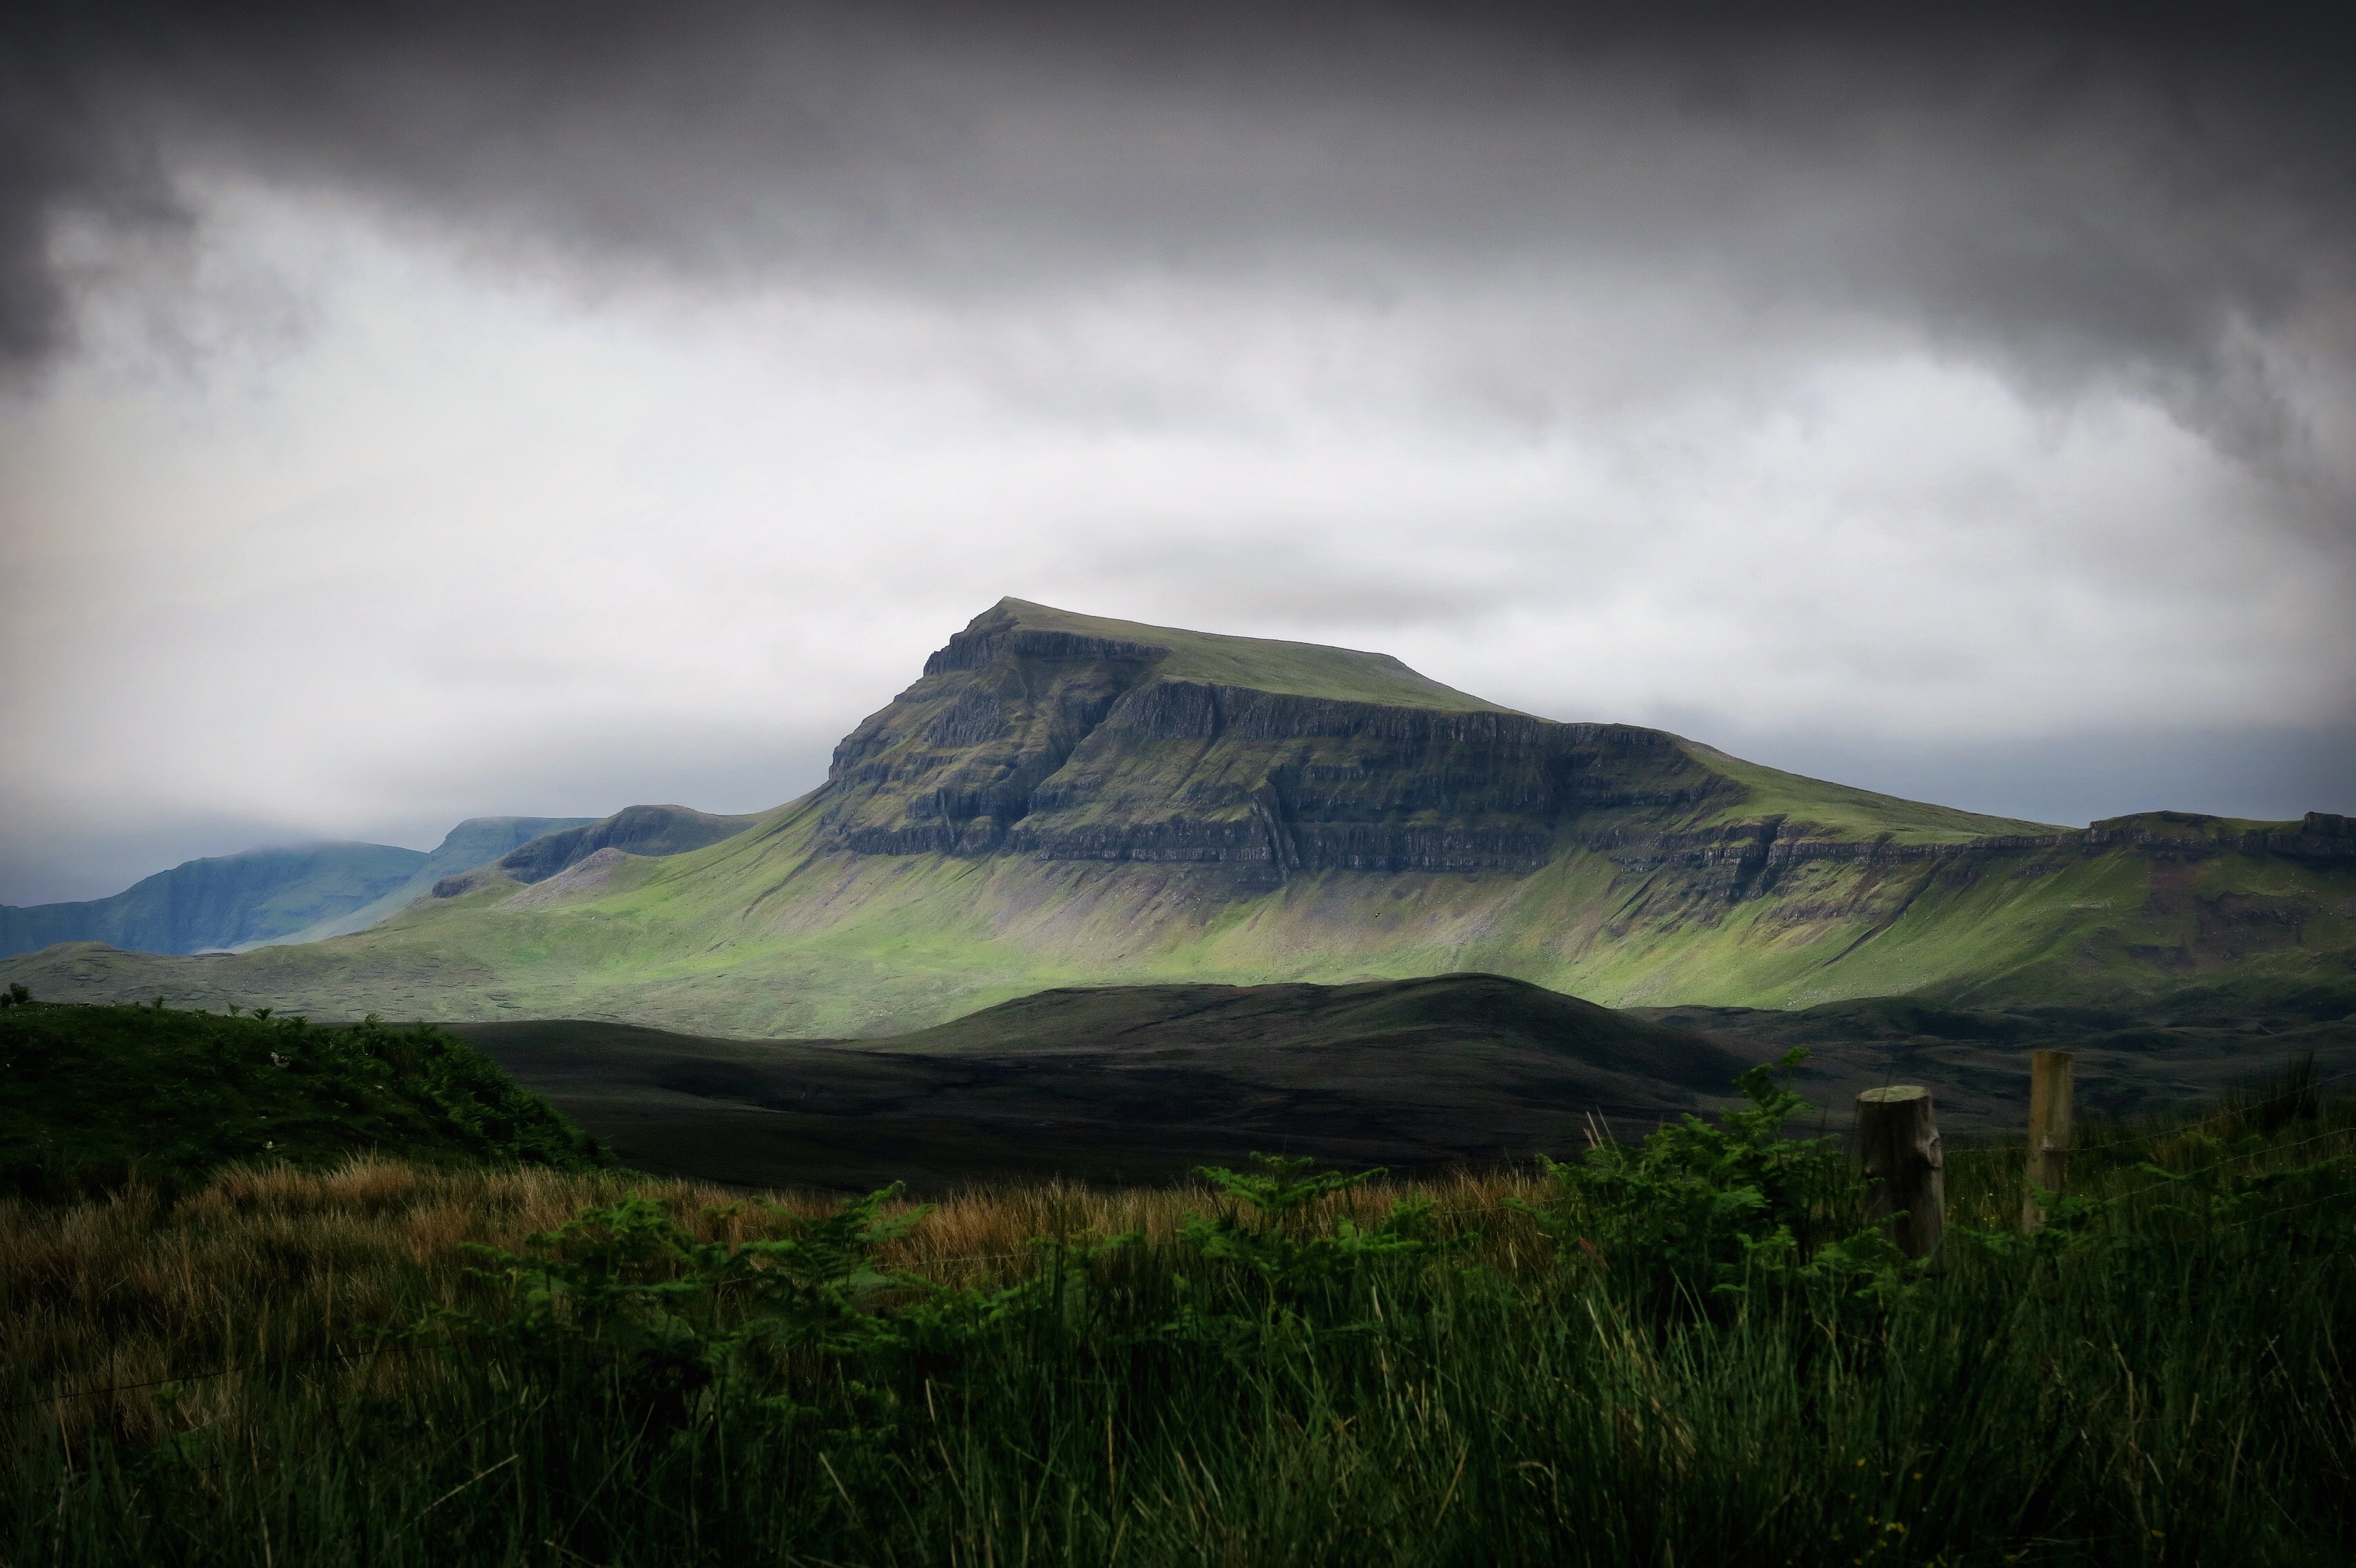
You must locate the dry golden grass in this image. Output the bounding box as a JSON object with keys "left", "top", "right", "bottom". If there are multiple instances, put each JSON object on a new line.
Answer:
{"left": 0, "top": 1156, "right": 1560, "bottom": 1445}
{"left": 0, "top": 1132, "right": 2191, "bottom": 1448}
{"left": 894, "top": 1166, "right": 1550, "bottom": 1275}
{"left": 4, "top": 1160, "right": 690, "bottom": 1441}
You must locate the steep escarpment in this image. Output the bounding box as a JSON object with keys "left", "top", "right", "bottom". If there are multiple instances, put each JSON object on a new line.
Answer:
{"left": 1011, "top": 687, "right": 1728, "bottom": 874}
{"left": 818, "top": 617, "right": 1166, "bottom": 858}
{"left": 807, "top": 599, "right": 2068, "bottom": 883}
{"left": 2086, "top": 809, "right": 2356, "bottom": 863}
{"left": 815, "top": 599, "right": 1764, "bottom": 876}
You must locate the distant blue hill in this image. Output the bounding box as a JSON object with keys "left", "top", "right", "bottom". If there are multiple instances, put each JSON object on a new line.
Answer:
{"left": 0, "top": 817, "right": 595, "bottom": 958}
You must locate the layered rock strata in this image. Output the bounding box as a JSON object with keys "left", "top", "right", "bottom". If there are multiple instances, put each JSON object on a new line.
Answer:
{"left": 814, "top": 605, "right": 1730, "bottom": 877}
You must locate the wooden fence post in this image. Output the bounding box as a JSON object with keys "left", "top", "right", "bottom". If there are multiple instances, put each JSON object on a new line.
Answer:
{"left": 1856, "top": 1086, "right": 1945, "bottom": 1261}
{"left": 2022, "top": 1049, "right": 2075, "bottom": 1231}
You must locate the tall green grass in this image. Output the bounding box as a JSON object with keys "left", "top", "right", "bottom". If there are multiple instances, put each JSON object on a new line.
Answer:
{"left": 6, "top": 1062, "right": 2352, "bottom": 1566}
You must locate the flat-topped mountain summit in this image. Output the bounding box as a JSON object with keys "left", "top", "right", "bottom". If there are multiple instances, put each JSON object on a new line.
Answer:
{"left": 820, "top": 599, "right": 1559, "bottom": 869}
{"left": 817, "top": 597, "right": 2054, "bottom": 878}
{"left": 3, "top": 598, "right": 2350, "bottom": 1034}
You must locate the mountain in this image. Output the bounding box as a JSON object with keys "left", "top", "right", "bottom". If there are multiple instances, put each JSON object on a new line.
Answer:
{"left": 0, "top": 817, "right": 597, "bottom": 960}
{"left": 0, "top": 809, "right": 748, "bottom": 959}
{"left": 256, "top": 816, "right": 600, "bottom": 947}
{"left": 1, "top": 841, "right": 428, "bottom": 958}
{"left": 3, "top": 597, "right": 2351, "bottom": 1031}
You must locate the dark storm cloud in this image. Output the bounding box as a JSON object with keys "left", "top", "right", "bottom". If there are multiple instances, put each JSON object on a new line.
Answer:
{"left": 6, "top": 1, "right": 2355, "bottom": 450}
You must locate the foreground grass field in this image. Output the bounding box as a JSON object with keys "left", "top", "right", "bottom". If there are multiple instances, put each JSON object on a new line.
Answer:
{"left": 6, "top": 1062, "right": 2353, "bottom": 1566}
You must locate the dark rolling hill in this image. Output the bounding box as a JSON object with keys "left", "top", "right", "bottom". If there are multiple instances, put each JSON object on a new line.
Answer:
{"left": 447, "top": 973, "right": 1754, "bottom": 1190}
{"left": 453, "top": 971, "right": 2356, "bottom": 1192}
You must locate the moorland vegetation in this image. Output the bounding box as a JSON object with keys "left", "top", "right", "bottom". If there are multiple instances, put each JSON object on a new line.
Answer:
{"left": 0, "top": 996, "right": 610, "bottom": 1199}
{"left": 5, "top": 998, "right": 2352, "bottom": 1566}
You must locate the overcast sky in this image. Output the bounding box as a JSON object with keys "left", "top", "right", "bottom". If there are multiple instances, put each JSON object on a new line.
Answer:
{"left": 3, "top": 1, "right": 2351, "bottom": 905}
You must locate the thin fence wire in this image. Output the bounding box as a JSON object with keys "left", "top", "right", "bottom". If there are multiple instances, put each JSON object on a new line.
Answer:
{"left": 2102, "top": 1124, "right": 2356, "bottom": 1206}
{"left": 1899, "top": 1064, "right": 2356, "bottom": 1159}
{"left": 2069, "top": 1064, "right": 2356, "bottom": 1152}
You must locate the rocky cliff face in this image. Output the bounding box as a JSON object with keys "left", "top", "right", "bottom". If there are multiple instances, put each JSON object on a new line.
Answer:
{"left": 805, "top": 600, "right": 2356, "bottom": 972}
{"left": 493, "top": 805, "right": 763, "bottom": 885}
{"left": 2084, "top": 810, "right": 2356, "bottom": 863}
{"left": 813, "top": 601, "right": 1734, "bottom": 877}
{"left": 428, "top": 805, "right": 764, "bottom": 898}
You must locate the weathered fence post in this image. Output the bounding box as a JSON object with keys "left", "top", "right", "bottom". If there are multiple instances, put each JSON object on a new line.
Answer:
{"left": 1856, "top": 1086, "right": 1945, "bottom": 1261}
{"left": 2022, "top": 1049, "right": 2075, "bottom": 1231}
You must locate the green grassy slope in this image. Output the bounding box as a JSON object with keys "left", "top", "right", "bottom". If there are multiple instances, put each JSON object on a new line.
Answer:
{"left": 10, "top": 795, "right": 2346, "bottom": 1037}
{"left": 0, "top": 999, "right": 612, "bottom": 1197}
{"left": 1677, "top": 743, "right": 2061, "bottom": 841}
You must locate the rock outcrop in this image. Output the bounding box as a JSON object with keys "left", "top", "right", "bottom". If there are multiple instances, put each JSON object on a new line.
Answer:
{"left": 434, "top": 805, "right": 763, "bottom": 894}
{"left": 2085, "top": 810, "right": 2356, "bottom": 863}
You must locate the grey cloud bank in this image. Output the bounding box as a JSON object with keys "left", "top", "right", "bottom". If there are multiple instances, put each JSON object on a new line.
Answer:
{"left": 1, "top": 1, "right": 2350, "bottom": 904}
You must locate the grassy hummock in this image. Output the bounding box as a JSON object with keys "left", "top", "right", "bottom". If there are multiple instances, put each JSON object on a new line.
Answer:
{"left": 0, "top": 996, "right": 612, "bottom": 1198}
